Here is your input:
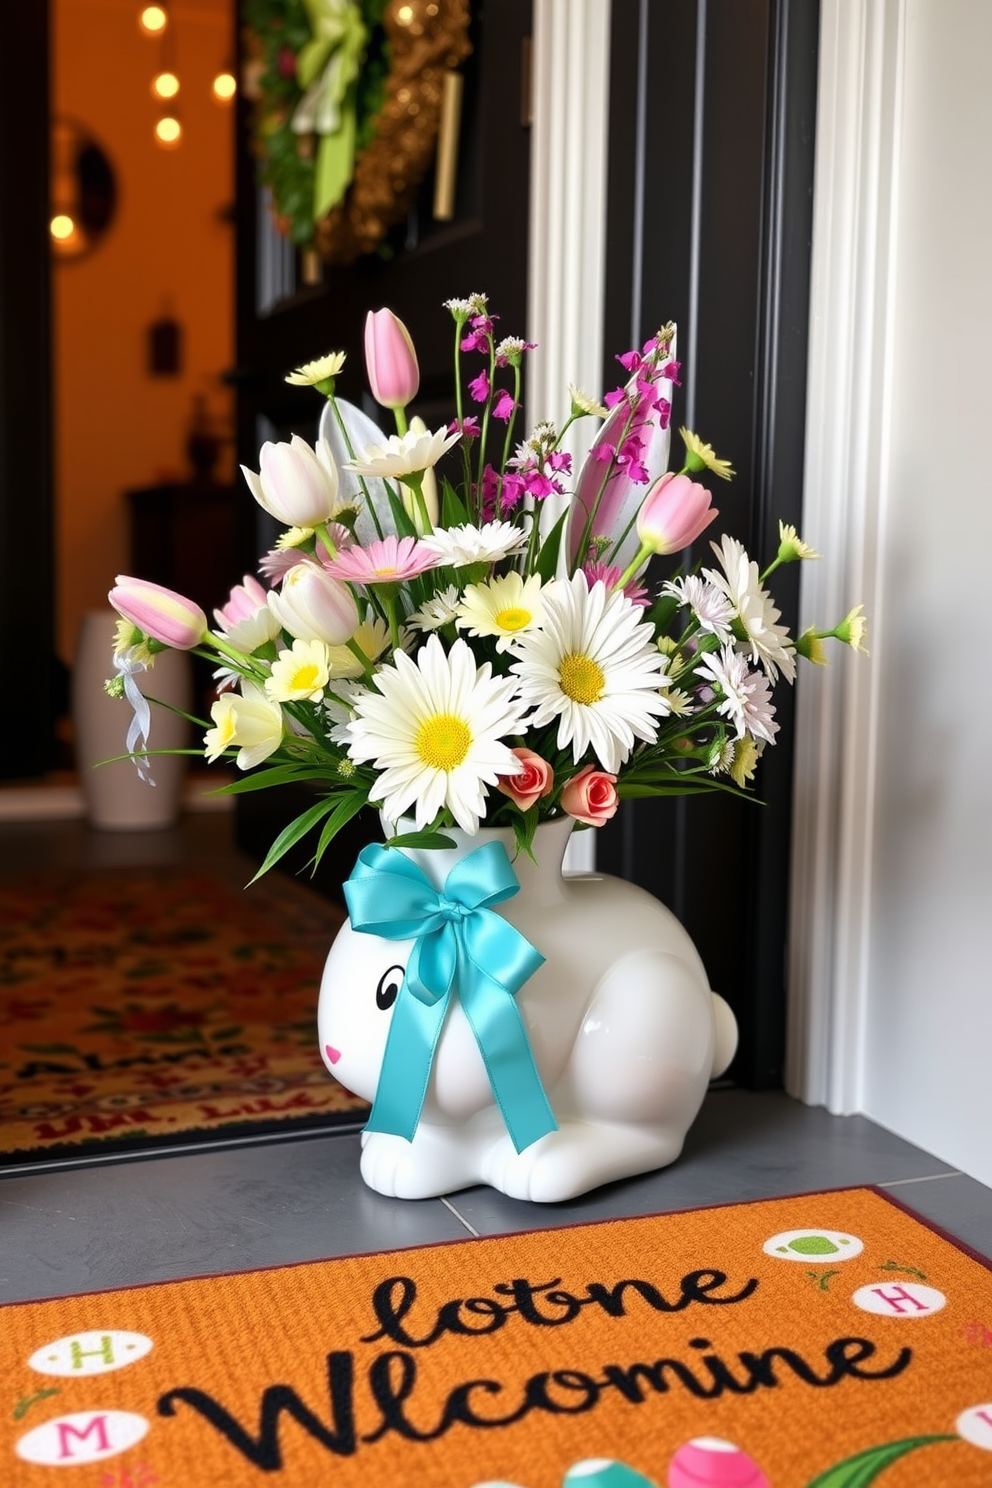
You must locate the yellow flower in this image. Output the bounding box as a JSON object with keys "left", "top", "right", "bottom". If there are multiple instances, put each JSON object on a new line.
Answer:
{"left": 265, "top": 638, "right": 332, "bottom": 702}
{"left": 777, "top": 521, "right": 820, "bottom": 563}
{"left": 275, "top": 526, "right": 315, "bottom": 550}
{"left": 681, "top": 427, "right": 735, "bottom": 481}
{"left": 284, "top": 352, "right": 346, "bottom": 388}
{"left": 731, "top": 737, "right": 762, "bottom": 788}
{"left": 796, "top": 627, "right": 829, "bottom": 665}
{"left": 568, "top": 384, "right": 608, "bottom": 419}
{"left": 835, "top": 604, "right": 869, "bottom": 654}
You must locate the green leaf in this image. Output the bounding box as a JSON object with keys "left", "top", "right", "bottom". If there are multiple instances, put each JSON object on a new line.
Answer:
{"left": 310, "top": 791, "right": 369, "bottom": 871}
{"left": 534, "top": 508, "right": 570, "bottom": 582}
{"left": 387, "top": 488, "right": 418, "bottom": 538}
{"left": 247, "top": 796, "right": 342, "bottom": 884}
{"left": 216, "top": 765, "right": 343, "bottom": 796}
{"left": 645, "top": 591, "right": 681, "bottom": 632}
{"left": 440, "top": 476, "right": 469, "bottom": 528}
{"left": 381, "top": 830, "right": 457, "bottom": 851}
{"left": 803, "top": 1436, "right": 956, "bottom": 1488}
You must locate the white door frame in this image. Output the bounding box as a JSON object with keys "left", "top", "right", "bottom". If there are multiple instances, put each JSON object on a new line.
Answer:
{"left": 786, "top": 0, "right": 906, "bottom": 1112}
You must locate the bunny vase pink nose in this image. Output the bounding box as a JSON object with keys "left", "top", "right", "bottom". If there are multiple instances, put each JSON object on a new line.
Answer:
{"left": 324, "top": 1044, "right": 341, "bottom": 1065}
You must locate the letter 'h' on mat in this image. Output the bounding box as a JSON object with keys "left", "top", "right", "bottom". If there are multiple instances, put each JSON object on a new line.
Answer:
{"left": 5, "top": 1187, "right": 992, "bottom": 1486}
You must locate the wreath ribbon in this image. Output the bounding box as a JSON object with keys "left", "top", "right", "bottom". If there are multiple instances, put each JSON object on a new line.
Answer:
{"left": 293, "top": 0, "right": 367, "bottom": 219}
{"left": 344, "top": 841, "right": 558, "bottom": 1153}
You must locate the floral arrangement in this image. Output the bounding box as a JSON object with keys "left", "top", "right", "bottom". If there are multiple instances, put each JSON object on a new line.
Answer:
{"left": 106, "top": 293, "right": 865, "bottom": 880}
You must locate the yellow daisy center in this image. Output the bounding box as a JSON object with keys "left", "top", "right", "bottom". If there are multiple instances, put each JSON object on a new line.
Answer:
{"left": 289, "top": 664, "right": 320, "bottom": 693}
{"left": 415, "top": 712, "right": 472, "bottom": 770}
{"left": 559, "top": 652, "right": 605, "bottom": 705}
{"left": 494, "top": 606, "right": 532, "bottom": 632}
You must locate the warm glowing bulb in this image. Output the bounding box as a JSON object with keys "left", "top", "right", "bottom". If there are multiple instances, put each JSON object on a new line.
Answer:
{"left": 153, "top": 71, "right": 179, "bottom": 100}
{"left": 50, "top": 214, "right": 76, "bottom": 241}
{"left": 155, "top": 115, "right": 182, "bottom": 147}
{"left": 211, "top": 71, "right": 236, "bottom": 103}
{"left": 139, "top": 4, "right": 168, "bottom": 35}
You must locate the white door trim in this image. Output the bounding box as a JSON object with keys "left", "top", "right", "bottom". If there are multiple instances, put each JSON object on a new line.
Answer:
{"left": 527, "top": 0, "right": 612, "bottom": 875}
{"left": 786, "top": 0, "right": 906, "bottom": 1111}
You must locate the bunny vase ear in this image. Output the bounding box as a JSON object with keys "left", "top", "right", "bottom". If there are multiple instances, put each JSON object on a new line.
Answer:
{"left": 318, "top": 397, "right": 395, "bottom": 544}
{"left": 316, "top": 924, "right": 407, "bottom": 1104}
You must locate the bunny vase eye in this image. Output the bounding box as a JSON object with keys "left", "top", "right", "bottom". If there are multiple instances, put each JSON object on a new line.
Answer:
{"left": 376, "top": 965, "right": 404, "bottom": 1011}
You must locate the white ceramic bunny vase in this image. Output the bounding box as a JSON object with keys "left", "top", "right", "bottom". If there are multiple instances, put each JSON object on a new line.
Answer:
{"left": 317, "top": 817, "right": 737, "bottom": 1203}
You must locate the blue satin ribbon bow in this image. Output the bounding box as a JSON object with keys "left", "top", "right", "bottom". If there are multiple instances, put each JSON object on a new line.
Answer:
{"left": 343, "top": 841, "right": 558, "bottom": 1153}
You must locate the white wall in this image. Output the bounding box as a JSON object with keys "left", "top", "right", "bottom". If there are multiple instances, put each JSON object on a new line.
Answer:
{"left": 790, "top": 0, "right": 992, "bottom": 1186}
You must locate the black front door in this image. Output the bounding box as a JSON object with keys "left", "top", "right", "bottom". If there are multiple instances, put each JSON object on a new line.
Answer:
{"left": 597, "top": 0, "right": 821, "bottom": 1089}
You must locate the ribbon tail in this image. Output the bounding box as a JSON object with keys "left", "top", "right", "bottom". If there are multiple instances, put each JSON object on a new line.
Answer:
{"left": 364, "top": 939, "right": 449, "bottom": 1141}
{"left": 314, "top": 98, "right": 356, "bottom": 218}
{"left": 459, "top": 956, "right": 558, "bottom": 1153}
{"left": 119, "top": 658, "right": 155, "bottom": 784}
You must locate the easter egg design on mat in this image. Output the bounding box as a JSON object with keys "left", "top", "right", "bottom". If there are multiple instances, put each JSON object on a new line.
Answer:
{"left": 762, "top": 1228, "right": 863, "bottom": 1262}
{"left": 668, "top": 1437, "right": 771, "bottom": 1488}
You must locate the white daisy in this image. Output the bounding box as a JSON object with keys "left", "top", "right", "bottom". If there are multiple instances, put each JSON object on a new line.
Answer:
{"left": 408, "top": 585, "right": 462, "bottom": 632}
{"left": 695, "top": 646, "right": 779, "bottom": 745}
{"left": 344, "top": 424, "right": 460, "bottom": 480}
{"left": 421, "top": 520, "right": 528, "bottom": 568}
{"left": 346, "top": 634, "right": 528, "bottom": 834}
{"left": 456, "top": 572, "right": 550, "bottom": 652}
{"left": 709, "top": 739, "right": 735, "bottom": 775}
{"left": 510, "top": 572, "right": 672, "bottom": 773}
{"left": 663, "top": 574, "right": 735, "bottom": 643}
{"left": 704, "top": 535, "right": 796, "bottom": 683}
{"left": 323, "top": 680, "right": 368, "bottom": 745}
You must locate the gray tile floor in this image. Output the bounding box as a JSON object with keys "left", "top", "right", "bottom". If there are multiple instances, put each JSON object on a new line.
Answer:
{"left": 2, "top": 809, "right": 990, "bottom": 1307}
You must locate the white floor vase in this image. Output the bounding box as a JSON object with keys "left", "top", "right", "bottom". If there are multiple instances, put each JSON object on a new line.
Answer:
{"left": 72, "top": 610, "right": 192, "bottom": 831}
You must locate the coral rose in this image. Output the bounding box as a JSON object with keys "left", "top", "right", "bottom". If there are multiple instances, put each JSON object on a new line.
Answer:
{"left": 496, "top": 747, "right": 554, "bottom": 811}
{"left": 561, "top": 763, "right": 619, "bottom": 826}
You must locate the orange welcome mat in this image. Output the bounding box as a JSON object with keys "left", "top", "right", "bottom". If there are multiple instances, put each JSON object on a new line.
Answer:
{"left": 4, "top": 1187, "right": 992, "bottom": 1487}
{"left": 0, "top": 864, "right": 368, "bottom": 1163}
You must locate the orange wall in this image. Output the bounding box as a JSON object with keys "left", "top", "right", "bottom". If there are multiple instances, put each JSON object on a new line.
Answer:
{"left": 53, "top": 0, "right": 234, "bottom": 664}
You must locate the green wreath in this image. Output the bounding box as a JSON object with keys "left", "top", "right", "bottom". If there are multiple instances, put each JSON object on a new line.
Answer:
{"left": 242, "top": 0, "right": 390, "bottom": 250}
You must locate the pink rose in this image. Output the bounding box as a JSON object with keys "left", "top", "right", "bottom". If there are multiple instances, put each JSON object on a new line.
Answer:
{"left": 560, "top": 764, "right": 619, "bottom": 826}
{"left": 496, "top": 748, "right": 554, "bottom": 811}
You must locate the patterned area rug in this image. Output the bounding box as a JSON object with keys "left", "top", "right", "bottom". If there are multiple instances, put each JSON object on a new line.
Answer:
{"left": 0, "top": 864, "right": 369, "bottom": 1162}
{"left": 4, "top": 1188, "right": 992, "bottom": 1485}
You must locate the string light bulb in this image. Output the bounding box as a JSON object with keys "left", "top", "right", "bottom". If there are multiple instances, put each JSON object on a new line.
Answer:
{"left": 211, "top": 70, "right": 236, "bottom": 103}
{"left": 138, "top": 4, "right": 168, "bottom": 36}
{"left": 154, "top": 114, "right": 182, "bottom": 148}
{"left": 50, "top": 214, "right": 77, "bottom": 242}
{"left": 152, "top": 70, "right": 179, "bottom": 100}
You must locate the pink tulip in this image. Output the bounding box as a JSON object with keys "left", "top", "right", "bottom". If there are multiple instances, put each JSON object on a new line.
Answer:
{"left": 636, "top": 471, "right": 717, "bottom": 555}
{"left": 214, "top": 574, "right": 269, "bottom": 630}
{"left": 560, "top": 763, "right": 619, "bottom": 826}
{"left": 267, "top": 560, "right": 359, "bottom": 645}
{"left": 365, "top": 308, "right": 420, "bottom": 410}
{"left": 496, "top": 748, "right": 554, "bottom": 810}
{"left": 109, "top": 576, "right": 207, "bottom": 650}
